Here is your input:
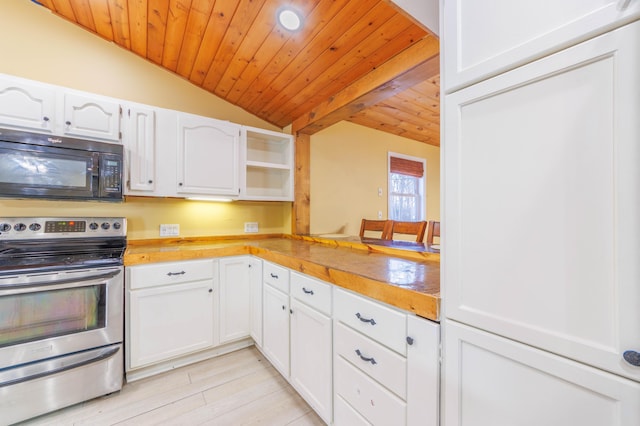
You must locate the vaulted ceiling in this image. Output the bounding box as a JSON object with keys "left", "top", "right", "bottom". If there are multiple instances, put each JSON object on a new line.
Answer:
{"left": 35, "top": 0, "right": 440, "bottom": 146}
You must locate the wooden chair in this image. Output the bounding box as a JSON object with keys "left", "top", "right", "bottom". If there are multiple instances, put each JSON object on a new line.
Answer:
{"left": 426, "top": 220, "right": 440, "bottom": 245}
{"left": 359, "top": 219, "right": 393, "bottom": 240}
{"left": 389, "top": 221, "right": 427, "bottom": 242}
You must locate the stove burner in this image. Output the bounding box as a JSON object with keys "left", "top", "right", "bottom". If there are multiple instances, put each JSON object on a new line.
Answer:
{"left": 0, "top": 217, "right": 127, "bottom": 276}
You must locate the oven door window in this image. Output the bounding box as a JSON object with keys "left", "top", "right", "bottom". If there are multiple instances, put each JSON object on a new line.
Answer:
{"left": 0, "top": 144, "right": 94, "bottom": 198}
{"left": 0, "top": 284, "right": 106, "bottom": 348}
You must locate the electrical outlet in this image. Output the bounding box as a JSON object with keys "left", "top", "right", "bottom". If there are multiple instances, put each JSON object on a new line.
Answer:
{"left": 244, "top": 222, "right": 259, "bottom": 233}
{"left": 160, "top": 224, "right": 180, "bottom": 236}
{"left": 377, "top": 211, "right": 383, "bottom": 219}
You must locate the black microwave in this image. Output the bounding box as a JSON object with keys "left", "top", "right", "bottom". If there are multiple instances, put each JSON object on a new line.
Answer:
{"left": 0, "top": 128, "right": 123, "bottom": 202}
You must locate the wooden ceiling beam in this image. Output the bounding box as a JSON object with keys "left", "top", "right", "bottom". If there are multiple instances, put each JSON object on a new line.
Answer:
{"left": 292, "top": 35, "right": 439, "bottom": 136}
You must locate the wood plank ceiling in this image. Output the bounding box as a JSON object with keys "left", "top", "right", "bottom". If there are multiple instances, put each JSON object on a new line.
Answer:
{"left": 35, "top": 0, "right": 440, "bottom": 146}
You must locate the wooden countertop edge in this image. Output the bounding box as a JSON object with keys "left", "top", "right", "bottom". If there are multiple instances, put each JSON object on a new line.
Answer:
{"left": 250, "top": 247, "right": 440, "bottom": 321}
{"left": 126, "top": 233, "right": 287, "bottom": 247}
{"left": 124, "top": 234, "right": 440, "bottom": 321}
{"left": 287, "top": 235, "right": 440, "bottom": 262}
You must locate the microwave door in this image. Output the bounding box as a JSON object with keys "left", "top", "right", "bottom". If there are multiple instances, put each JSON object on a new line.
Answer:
{"left": 0, "top": 144, "right": 95, "bottom": 199}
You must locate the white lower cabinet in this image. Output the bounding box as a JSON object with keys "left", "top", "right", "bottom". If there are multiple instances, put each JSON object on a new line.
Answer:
{"left": 333, "top": 288, "right": 440, "bottom": 426}
{"left": 407, "top": 315, "right": 440, "bottom": 426}
{"left": 126, "top": 259, "right": 217, "bottom": 371}
{"left": 126, "top": 257, "right": 439, "bottom": 425}
{"left": 218, "top": 256, "right": 261, "bottom": 344}
{"left": 262, "top": 277, "right": 290, "bottom": 378}
{"left": 290, "top": 272, "right": 333, "bottom": 424}
{"left": 248, "top": 258, "right": 264, "bottom": 347}
{"left": 443, "top": 320, "right": 640, "bottom": 426}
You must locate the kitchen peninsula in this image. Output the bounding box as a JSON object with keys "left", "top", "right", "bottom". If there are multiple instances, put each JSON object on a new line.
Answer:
{"left": 125, "top": 234, "right": 440, "bottom": 321}
{"left": 124, "top": 234, "right": 440, "bottom": 425}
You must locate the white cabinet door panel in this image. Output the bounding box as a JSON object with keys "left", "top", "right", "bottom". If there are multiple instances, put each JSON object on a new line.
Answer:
{"left": 262, "top": 283, "right": 290, "bottom": 378}
{"left": 128, "top": 280, "right": 215, "bottom": 369}
{"left": 290, "top": 298, "right": 332, "bottom": 424}
{"left": 63, "top": 92, "right": 120, "bottom": 142}
{"left": 443, "top": 321, "right": 640, "bottom": 426}
{"left": 444, "top": 21, "right": 640, "bottom": 381}
{"left": 0, "top": 77, "right": 55, "bottom": 132}
{"left": 406, "top": 315, "right": 439, "bottom": 426}
{"left": 248, "top": 258, "right": 263, "bottom": 347}
{"left": 219, "top": 257, "right": 252, "bottom": 344}
{"left": 176, "top": 113, "right": 239, "bottom": 196}
{"left": 124, "top": 105, "right": 156, "bottom": 193}
{"left": 443, "top": 0, "right": 640, "bottom": 92}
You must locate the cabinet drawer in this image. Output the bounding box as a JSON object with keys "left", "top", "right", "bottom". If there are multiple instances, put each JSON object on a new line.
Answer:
{"left": 334, "top": 322, "right": 407, "bottom": 399}
{"left": 335, "top": 355, "right": 406, "bottom": 426}
{"left": 290, "top": 272, "right": 332, "bottom": 315}
{"left": 334, "top": 395, "right": 371, "bottom": 426}
{"left": 334, "top": 288, "right": 407, "bottom": 355}
{"left": 263, "top": 261, "right": 289, "bottom": 293}
{"left": 127, "top": 259, "right": 216, "bottom": 290}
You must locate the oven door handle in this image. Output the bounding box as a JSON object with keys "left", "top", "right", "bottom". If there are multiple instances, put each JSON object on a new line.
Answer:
{"left": 0, "top": 269, "right": 120, "bottom": 296}
{"left": 0, "top": 345, "right": 120, "bottom": 388}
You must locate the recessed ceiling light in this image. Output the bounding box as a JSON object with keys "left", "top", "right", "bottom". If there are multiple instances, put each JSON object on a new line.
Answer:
{"left": 278, "top": 8, "right": 302, "bottom": 31}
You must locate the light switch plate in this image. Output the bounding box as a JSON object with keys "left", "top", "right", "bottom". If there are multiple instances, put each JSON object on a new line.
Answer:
{"left": 244, "top": 222, "right": 259, "bottom": 233}
{"left": 160, "top": 224, "right": 180, "bottom": 236}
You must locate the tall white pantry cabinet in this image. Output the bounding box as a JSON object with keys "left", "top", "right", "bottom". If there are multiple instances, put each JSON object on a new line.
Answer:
{"left": 441, "top": 2, "right": 640, "bottom": 425}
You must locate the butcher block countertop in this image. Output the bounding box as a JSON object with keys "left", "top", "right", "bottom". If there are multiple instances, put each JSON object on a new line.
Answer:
{"left": 125, "top": 234, "right": 440, "bottom": 321}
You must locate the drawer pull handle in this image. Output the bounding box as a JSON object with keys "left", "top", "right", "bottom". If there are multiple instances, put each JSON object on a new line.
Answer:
{"left": 406, "top": 336, "right": 414, "bottom": 345}
{"left": 356, "top": 313, "right": 376, "bottom": 325}
{"left": 302, "top": 287, "right": 314, "bottom": 295}
{"left": 270, "top": 273, "right": 279, "bottom": 279}
{"left": 355, "top": 349, "right": 377, "bottom": 365}
{"left": 167, "top": 271, "right": 186, "bottom": 276}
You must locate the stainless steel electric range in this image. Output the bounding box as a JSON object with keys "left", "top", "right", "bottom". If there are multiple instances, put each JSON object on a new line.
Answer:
{"left": 0, "top": 217, "right": 127, "bottom": 425}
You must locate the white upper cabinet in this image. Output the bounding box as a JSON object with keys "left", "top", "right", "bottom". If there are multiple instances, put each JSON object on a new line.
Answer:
{"left": 62, "top": 92, "right": 120, "bottom": 142}
{"left": 0, "top": 76, "right": 56, "bottom": 133}
{"left": 442, "top": 0, "right": 640, "bottom": 92}
{"left": 123, "top": 105, "right": 156, "bottom": 194}
{"left": 0, "top": 74, "right": 120, "bottom": 142}
{"left": 240, "top": 126, "right": 294, "bottom": 201}
{"left": 443, "top": 21, "right": 640, "bottom": 382}
{"left": 177, "top": 113, "right": 240, "bottom": 197}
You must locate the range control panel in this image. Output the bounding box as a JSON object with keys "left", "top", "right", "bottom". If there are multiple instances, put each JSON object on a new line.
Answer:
{"left": 0, "top": 217, "right": 127, "bottom": 239}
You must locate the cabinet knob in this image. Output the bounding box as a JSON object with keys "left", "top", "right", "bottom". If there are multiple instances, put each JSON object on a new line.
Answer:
{"left": 65, "top": 120, "right": 71, "bottom": 126}
{"left": 623, "top": 350, "right": 640, "bottom": 367}
{"left": 208, "top": 288, "right": 213, "bottom": 293}
{"left": 43, "top": 116, "right": 50, "bottom": 122}
{"left": 148, "top": 180, "right": 153, "bottom": 184}
{"left": 406, "top": 336, "right": 414, "bottom": 345}
{"left": 281, "top": 305, "right": 286, "bottom": 310}
{"left": 178, "top": 182, "right": 183, "bottom": 186}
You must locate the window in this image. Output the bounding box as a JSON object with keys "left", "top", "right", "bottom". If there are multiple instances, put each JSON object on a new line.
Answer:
{"left": 388, "top": 153, "right": 425, "bottom": 221}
